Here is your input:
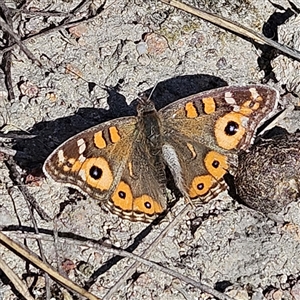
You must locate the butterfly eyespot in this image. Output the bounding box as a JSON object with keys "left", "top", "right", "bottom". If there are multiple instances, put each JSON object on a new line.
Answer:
{"left": 111, "top": 181, "right": 133, "bottom": 211}
{"left": 66, "top": 161, "right": 73, "bottom": 168}
{"left": 204, "top": 151, "right": 228, "bottom": 180}
{"left": 144, "top": 201, "right": 152, "bottom": 209}
{"left": 197, "top": 183, "right": 204, "bottom": 190}
{"left": 89, "top": 165, "right": 103, "bottom": 179}
{"left": 134, "top": 195, "right": 163, "bottom": 215}
{"left": 118, "top": 191, "right": 126, "bottom": 199}
{"left": 225, "top": 121, "right": 239, "bottom": 136}
{"left": 189, "top": 175, "right": 214, "bottom": 198}
{"left": 80, "top": 157, "right": 113, "bottom": 190}
{"left": 212, "top": 160, "right": 220, "bottom": 168}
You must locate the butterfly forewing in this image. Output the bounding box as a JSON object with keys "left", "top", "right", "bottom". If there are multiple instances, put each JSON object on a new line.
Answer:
{"left": 43, "top": 117, "right": 137, "bottom": 200}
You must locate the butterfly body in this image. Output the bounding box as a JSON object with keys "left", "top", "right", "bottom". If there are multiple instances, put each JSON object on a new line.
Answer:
{"left": 43, "top": 85, "right": 278, "bottom": 222}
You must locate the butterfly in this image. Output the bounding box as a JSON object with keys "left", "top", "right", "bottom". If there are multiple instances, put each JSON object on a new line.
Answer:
{"left": 43, "top": 85, "right": 278, "bottom": 222}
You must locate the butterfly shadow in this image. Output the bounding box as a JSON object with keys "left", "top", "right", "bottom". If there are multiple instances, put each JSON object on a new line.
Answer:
{"left": 257, "top": 6, "right": 295, "bottom": 78}
{"left": 13, "top": 73, "right": 228, "bottom": 170}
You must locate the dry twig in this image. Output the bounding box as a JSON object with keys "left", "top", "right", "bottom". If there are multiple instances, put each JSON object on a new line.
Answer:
{"left": 0, "top": 256, "right": 34, "bottom": 300}
{"left": 0, "top": 231, "right": 101, "bottom": 300}
{"left": 99, "top": 205, "right": 234, "bottom": 300}
{"left": 2, "top": 212, "right": 234, "bottom": 300}
{"left": 0, "top": 1, "right": 108, "bottom": 57}
{"left": 159, "top": 0, "right": 300, "bottom": 61}
{"left": 0, "top": 2, "right": 41, "bottom": 67}
{"left": 5, "top": 158, "right": 51, "bottom": 221}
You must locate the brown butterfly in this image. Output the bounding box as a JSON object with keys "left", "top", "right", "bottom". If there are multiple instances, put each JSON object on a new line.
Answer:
{"left": 43, "top": 85, "right": 278, "bottom": 222}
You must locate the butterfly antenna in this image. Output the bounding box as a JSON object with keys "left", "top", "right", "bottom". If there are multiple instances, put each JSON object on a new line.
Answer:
{"left": 147, "top": 80, "right": 160, "bottom": 101}
{"left": 138, "top": 80, "right": 161, "bottom": 107}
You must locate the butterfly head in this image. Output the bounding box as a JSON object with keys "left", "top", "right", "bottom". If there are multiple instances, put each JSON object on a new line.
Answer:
{"left": 137, "top": 95, "right": 157, "bottom": 116}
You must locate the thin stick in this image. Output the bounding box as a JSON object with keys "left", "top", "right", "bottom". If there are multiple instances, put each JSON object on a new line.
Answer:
{"left": 5, "top": 159, "right": 51, "bottom": 221}
{"left": 0, "top": 18, "right": 41, "bottom": 66}
{"left": 98, "top": 241, "right": 234, "bottom": 300}
{"left": 159, "top": 0, "right": 300, "bottom": 61}
{"left": 0, "top": 2, "right": 16, "bottom": 100}
{"left": 0, "top": 231, "right": 101, "bottom": 300}
{"left": 4, "top": 209, "right": 234, "bottom": 300}
{"left": 103, "top": 204, "right": 233, "bottom": 300}
{"left": 0, "top": 147, "right": 17, "bottom": 156}
{"left": 0, "top": 1, "right": 109, "bottom": 57}
{"left": 0, "top": 256, "right": 34, "bottom": 300}
{"left": 103, "top": 206, "right": 191, "bottom": 298}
